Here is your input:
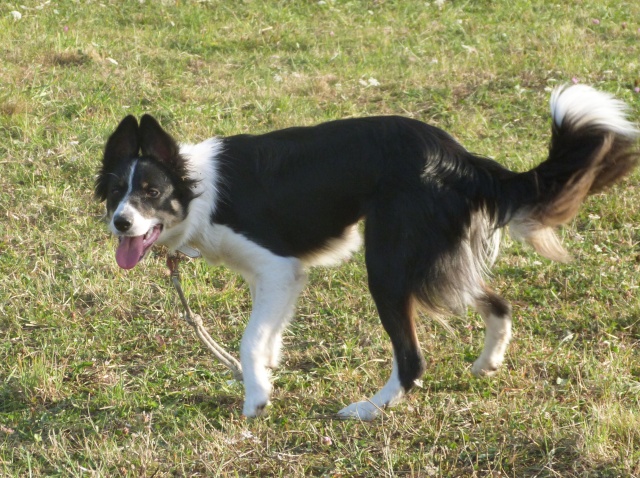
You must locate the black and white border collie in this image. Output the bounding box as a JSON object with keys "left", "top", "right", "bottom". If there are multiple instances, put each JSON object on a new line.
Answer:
{"left": 96, "top": 85, "right": 638, "bottom": 420}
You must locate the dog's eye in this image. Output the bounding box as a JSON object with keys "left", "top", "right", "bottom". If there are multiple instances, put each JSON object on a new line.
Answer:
{"left": 110, "top": 187, "right": 122, "bottom": 196}
{"left": 147, "top": 189, "right": 160, "bottom": 198}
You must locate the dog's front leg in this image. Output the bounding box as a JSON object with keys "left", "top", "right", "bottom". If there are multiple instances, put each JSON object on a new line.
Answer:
{"left": 240, "top": 258, "right": 306, "bottom": 417}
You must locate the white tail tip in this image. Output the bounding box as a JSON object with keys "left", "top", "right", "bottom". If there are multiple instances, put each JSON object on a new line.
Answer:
{"left": 550, "top": 84, "right": 639, "bottom": 138}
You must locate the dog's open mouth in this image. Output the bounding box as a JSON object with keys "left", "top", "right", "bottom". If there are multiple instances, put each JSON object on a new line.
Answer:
{"left": 115, "top": 224, "right": 163, "bottom": 270}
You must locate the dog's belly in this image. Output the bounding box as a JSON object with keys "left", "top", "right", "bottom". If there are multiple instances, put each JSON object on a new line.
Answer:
{"left": 300, "top": 224, "right": 362, "bottom": 267}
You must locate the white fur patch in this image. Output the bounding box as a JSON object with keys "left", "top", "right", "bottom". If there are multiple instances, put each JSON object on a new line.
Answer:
{"left": 551, "top": 84, "right": 639, "bottom": 138}
{"left": 156, "top": 138, "right": 224, "bottom": 252}
{"left": 301, "top": 224, "right": 363, "bottom": 267}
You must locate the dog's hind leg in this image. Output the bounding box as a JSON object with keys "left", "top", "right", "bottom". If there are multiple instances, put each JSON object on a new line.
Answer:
{"left": 338, "top": 232, "right": 426, "bottom": 420}
{"left": 470, "top": 287, "right": 512, "bottom": 377}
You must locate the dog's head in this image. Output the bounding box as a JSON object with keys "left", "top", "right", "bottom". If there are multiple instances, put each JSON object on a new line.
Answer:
{"left": 96, "top": 115, "right": 196, "bottom": 269}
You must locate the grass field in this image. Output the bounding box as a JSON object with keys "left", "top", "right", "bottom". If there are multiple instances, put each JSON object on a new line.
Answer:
{"left": 2, "top": 0, "right": 640, "bottom": 476}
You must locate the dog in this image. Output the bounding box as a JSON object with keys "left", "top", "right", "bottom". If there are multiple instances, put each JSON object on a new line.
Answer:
{"left": 96, "top": 85, "right": 638, "bottom": 420}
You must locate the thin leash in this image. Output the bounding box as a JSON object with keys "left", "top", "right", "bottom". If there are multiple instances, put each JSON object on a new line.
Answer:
{"left": 166, "top": 252, "right": 243, "bottom": 382}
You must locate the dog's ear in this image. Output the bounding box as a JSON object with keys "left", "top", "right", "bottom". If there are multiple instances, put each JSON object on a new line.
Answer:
{"left": 95, "top": 115, "right": 140, "bottom": 201}
{"left": 140, "top": 115, "right": 196, "bottom": 196}
{"left": 139, "top": 114, "right": 180, "bottom": 166}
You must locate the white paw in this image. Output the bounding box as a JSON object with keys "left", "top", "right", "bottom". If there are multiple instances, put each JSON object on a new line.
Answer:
{"left": 242, "top": 381, "right": 272, "bottom": 418}
{"left": 471, "top": 358, "right": 500, "bottom": 377}
{"left": 242, "top": 397, "right": 270, "bottom": 418}
{"left": 337, "top": 401, "right": 382, "bottom": 421}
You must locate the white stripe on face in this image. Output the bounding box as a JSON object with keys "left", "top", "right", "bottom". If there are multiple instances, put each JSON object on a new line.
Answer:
{"left": 109, "top": 160, "right": 156, "bottom": 236}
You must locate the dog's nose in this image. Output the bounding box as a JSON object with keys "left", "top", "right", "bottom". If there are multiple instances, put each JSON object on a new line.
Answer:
{"left": 113, "top": 216, "right": 132, "bottom": 232}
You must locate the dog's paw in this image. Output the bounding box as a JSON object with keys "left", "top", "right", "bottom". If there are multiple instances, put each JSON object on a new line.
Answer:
{"left": 337, "top": 401, "right": 381, "bottom": 421}
{"left": 242, "top": 385, "right": 271, "bottom": 418}
{"left": 242, "top": 399, "right": 270, "bottom": 418}
{"left": 471, "top": 358, "right": 500, "bottom": 377}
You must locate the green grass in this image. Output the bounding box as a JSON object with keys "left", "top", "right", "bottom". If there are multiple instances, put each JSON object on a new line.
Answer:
{"left": 2, "top": 0, "right": 640, "bottom": 476}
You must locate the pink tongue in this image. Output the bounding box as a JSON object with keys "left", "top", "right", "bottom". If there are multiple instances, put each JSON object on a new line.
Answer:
{"left": 116, "top": 236, "right": 145, "bottom": 269}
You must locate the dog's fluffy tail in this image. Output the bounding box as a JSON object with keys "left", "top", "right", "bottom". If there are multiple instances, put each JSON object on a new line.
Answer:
{"left": 507, "top": 85, "right": 639, "bottom": 262}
